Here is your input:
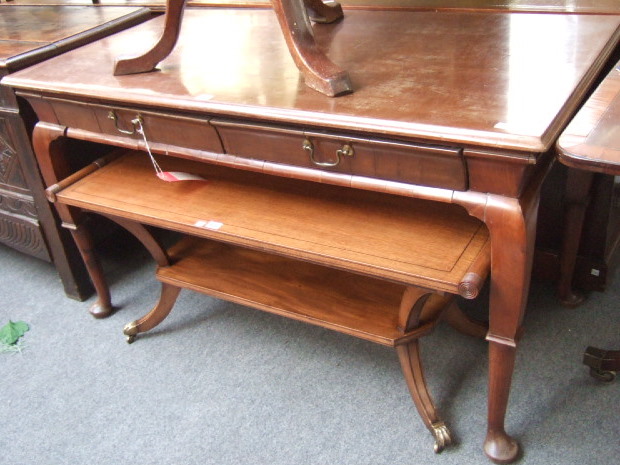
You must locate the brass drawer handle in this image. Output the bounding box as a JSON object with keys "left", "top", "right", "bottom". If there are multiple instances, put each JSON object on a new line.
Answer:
{"left": 108, "top": 111, "right": 143, "bottom": 135}
{"left": 303, "top": 138, "right": 354, "bottom": 167}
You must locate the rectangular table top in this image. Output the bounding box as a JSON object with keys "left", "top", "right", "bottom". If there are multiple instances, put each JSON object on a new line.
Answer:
{"left": 3, "top": 0, "right": 620, "bottom": 14}
{"left": 3, "top": 8, "right": 619, "bottom": 152}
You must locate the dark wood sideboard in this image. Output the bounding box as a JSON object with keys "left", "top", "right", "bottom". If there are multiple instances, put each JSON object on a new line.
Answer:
{"left": 0, "top": 5, "right": 152, "bottom": 299}
{"left": 535, "top": 40, "right": 620, "bottom": 296}
{"left": 556, "top": 58, "right": 620, "bottom": 379}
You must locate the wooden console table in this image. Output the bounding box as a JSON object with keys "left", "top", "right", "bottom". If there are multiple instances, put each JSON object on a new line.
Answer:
{"left": 4, "top": 0, "right": 620, "bottom": 13}
{"left": 0, "top": 4, "right": 151, "bottom": 299}
{"left": 4, "top": 8, "right": 619, "bottom": 463}
{"left": 556, "top": 59, "right": 620, "bottom": 381}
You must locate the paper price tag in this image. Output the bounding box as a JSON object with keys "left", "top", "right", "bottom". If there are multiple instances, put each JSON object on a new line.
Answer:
{"left": 134, "top": 118, "right": 207, "bottom": 183}
{"left": 157, "top": 171, "right": 206, "bottom": 182}
{"left": 194, "top": 220, "right": 223, "bottom": 230}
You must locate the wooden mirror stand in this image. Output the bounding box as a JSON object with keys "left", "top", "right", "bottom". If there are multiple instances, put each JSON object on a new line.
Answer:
{"left": 113, "top": 0, "right": 353, "bottom": 96}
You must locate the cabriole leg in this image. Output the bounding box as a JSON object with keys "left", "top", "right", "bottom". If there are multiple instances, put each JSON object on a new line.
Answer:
{"left": 68, "top": 222, "right": 113, "bottom": 318}
{"left": 484, "top": 342, "right": 519, "bottom": 463}
{"left": 32, "top": 122, "right": 114, "bottom": 317}
{"left": 479, "top": 196, "right": 536, "bottom": 463}
{"left": 557, "top": 169, "right": 594, "bottom": 307}
{"left": 455, "top": 179, "right": 543, "bottom": 463}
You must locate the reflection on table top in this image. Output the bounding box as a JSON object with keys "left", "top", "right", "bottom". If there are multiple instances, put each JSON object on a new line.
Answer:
{"left": 0, "top": 5, "right": 148, "bottom": 75}
{"left": 2, "top": 0, "right": 620, "bottom": 14}
{"left": 4, "top": 8, "right": 619, "bottom": 153}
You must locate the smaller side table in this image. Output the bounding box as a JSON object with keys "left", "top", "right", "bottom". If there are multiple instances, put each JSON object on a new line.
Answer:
{"left": 557, "top": 60, "right": 620, "bottom": 381}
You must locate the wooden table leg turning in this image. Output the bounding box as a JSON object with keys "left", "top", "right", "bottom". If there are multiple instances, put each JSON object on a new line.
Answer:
{"left": 558, "top": 170, "right": 618, "bottom": 383}
{"left": 557, "top": 169, "right": 595, "bottom": 307}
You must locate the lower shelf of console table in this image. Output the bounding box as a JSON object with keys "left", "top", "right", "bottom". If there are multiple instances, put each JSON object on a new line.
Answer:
{"left": 47, "top": 148, "right": 492, "bottom": 453}
{"left": 121, "top": 232, "right": 474, "bottom": 453}
{"left": 145, "top": 235, "right": 446, "bottom": 346}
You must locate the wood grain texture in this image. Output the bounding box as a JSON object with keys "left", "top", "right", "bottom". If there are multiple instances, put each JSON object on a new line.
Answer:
{"left": 155, "top": 237, "right": 456, "bottom": 347}
{"left": 213, "top": 119, "right": 467, "bottom": 190}
{"left": 14, "top": 6, "right": 619, "bottom": 462}
{"left": 158, "top": 236, "right": 409, "bottom": 345}
{"left": 0, "top": 6, "right": 150, "bottom": 66}
{"left": 55, "top": 150, "right": 490, "bottom": 293}
{"left": 5, "top": 8, "right": 619, "bottom": 152}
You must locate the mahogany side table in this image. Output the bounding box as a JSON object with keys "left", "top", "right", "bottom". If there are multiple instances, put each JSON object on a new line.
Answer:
{"left": 557, "top": 60, "right": 620, "bottom": 382}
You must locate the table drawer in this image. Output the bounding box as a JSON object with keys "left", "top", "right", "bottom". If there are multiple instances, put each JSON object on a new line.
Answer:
{"left": 212, "top": 120, "right": 466, "bottom": 190}
{"left": 49, "top": 99, "right": 224, "bottom": 154}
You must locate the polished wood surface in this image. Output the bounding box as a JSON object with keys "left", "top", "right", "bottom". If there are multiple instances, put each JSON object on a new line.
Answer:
{"left": 111, "top": 0, "right": 353, "bottom": 96}
{"left": 0, "top": 6, "right": 151, "bottom": 63}
{"left": 158, "top": 235, "right": 423, "bottom": 345}
{"left": 3, "top": 0, "right": 620, "bottom": 14}
{"left": 269, "top": 0, "right": 352, "bottom": 96}
{"left": 54, "top": 151, "right": 491, "bottom": 294}
{"left": 0, "top": 4, "right": 150, "bottom": 106}
{"left": 0, "top": 4, "right": 151, "bottom": 299}
{"left": 558, "top": 63, "right": 620, "bottom": 174}
{"left": 113, "top": 0, "right": 186, "bottom": 75}
{"left": 6, "top": 9, "right": 619, "bottom": 152}
{"left": 54, "top": 149, "right": 489, "bottom": 452}
{"left": 6, "top": 7, "right": 620, "bottom": 463}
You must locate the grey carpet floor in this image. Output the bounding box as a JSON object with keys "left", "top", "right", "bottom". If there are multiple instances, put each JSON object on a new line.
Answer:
{"left": 1, "top": 238, "right": 618, "bottom": 465}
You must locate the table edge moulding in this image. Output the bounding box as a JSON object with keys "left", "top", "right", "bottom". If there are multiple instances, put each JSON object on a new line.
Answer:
{"left": 3, "top": 6, "right": 620, "bottom": 464}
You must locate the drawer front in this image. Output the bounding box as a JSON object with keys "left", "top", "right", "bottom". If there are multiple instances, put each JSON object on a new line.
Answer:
{"left": 49, "top": 99, "right": 224, "bottom": 154}
{"left": 213, "top": 120, "right": 467, "bottom": 190}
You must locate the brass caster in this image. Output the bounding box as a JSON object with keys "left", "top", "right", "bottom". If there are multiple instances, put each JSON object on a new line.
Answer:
{"left": 583, "top": 347, "right": 617, "bottom": 382}
{"left": 589, "top": 367, "right": 616, "bottom": 382}
{"left": 431, "top": 421, "right": 452, "bottom": 453}
{"left": 123, "top": 321, "right": 139, "bottom": 344}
